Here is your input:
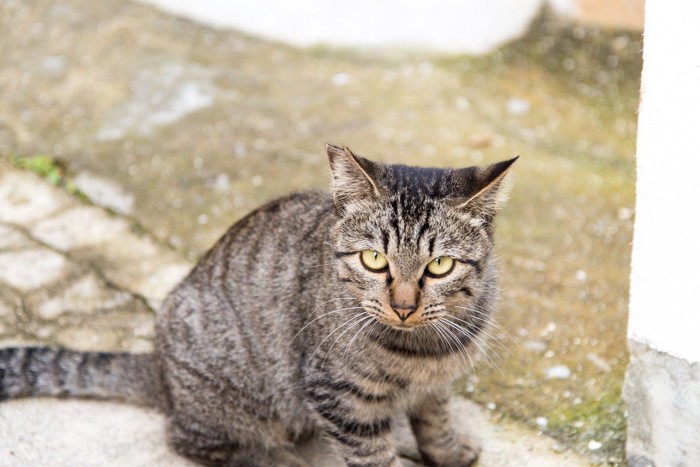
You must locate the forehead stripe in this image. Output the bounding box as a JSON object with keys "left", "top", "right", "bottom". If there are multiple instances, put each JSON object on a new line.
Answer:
{"left": 389, "top": 197, "right": 401, "bottom": 243}
{"left": 381, "top": 229, "right": 389, "bottom": 253}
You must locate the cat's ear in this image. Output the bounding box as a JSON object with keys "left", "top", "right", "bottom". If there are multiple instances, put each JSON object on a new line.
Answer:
{"left": 453, "top": 157, "right": 518, "bottom": 214}
{"left": 326, "top": 144, "right": 382, "bottom": 214}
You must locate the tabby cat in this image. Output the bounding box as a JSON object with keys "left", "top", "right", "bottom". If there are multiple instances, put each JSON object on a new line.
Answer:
{"left": 0, "top": 145, "right": 516, "bottom": 467}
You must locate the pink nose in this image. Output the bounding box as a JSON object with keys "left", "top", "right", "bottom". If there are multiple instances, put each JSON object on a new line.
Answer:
{"left": 391, "top": 303, "right": 417, "bottom": 321}
{"left": 390, "top": 282, "right": 419, "bottom": 321}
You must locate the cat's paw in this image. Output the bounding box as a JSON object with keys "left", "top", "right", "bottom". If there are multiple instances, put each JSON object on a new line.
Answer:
{"left": 450, "top": 436, "right": 481, "bottom": 467}
{"left": 420, "top": 434, "right": 481, "bottom": 467}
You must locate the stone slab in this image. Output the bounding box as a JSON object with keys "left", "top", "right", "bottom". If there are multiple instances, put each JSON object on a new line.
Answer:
{"left": 624, "top": 340, "right": 700, "bottom": 466}
{"left": 0, "top": 170, "right": 70, "bottom": 225}
{"left": 0, "top": 397, "right": 588, "bottom": 467}
{"left": 0, "top": 248, "right": 67, "bottom": 292}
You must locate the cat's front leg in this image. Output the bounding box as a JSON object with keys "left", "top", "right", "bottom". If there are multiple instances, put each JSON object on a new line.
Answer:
{"left": 329, "top": 426, "right": 402, "bottom": 466}
{"left": 305, "top": 381, "right": 401, "bottom": 466}
{"left": 317, "top": 403, "right": 402, "bottom": 467}
{"left": 409, "top": 388, "right": 481, "bottom": 467}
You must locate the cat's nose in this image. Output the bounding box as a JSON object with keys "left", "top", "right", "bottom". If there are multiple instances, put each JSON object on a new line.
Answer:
{"left": 390, "top": 282, "right": 419, "bottom": 321}
{"left": 390, "top": 303, "right": 417, "bottom": 321}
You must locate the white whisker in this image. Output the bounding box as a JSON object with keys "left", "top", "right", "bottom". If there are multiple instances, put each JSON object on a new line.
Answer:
{"left": 290, "top": 306, "right": 365, "bottom": 344}
{"left": 341, "top": 317, "right": 378, "bottom": 371}
{"left": 449, "top": 316, "right": 513, "bottom": 361}
{"left": 307, "top": 313, "right": 369, "bottom": 369}
{"left": 320, "top": 314, "right": 374, "bottom": 370}
{"left": 306, "top": 297, "right": 357, "bottom": 321}
{"left": 452, "top": 303, "right": 515, "bottom": 339}
{"left": 449, "top": 309, "right": 517, "bottom": 354}
{"left": 441, "top": 319, "right": 504, "bottom": 375}
{"left": 431, "top": 320, "right": 476, "bottom": 377}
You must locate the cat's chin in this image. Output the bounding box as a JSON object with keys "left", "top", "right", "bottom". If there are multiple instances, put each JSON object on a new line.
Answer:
{"left": 371, "top": 316, "right": 419, "bottom": 331}
{"left": 388, "top": 322, "right": 420, "bottom": 332}
{"left": 371, "top": 311, "right": 427, "bottom": 331}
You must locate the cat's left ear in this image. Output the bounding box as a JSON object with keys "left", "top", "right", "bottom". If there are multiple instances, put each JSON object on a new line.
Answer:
{"left": 453, "top": 156, "right": 518, "bottom": 214}
{"left": 326, "top": 144, "right": 382, "bottom": 214}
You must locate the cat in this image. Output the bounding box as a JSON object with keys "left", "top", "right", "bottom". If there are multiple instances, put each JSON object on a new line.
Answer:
{"left": 0, "top": 145, "right": 516, "bottom": 467}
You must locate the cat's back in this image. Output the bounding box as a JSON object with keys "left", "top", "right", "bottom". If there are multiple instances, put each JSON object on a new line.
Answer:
{"left": 157, "top": 188, "right": 336, "bottom": 371}
{"left": 154, "top": 189, "right": 336, "bottom": 434}
{"left": 182, "top": 188, "right": 333, "bottom": 282}
{"left": 211, "top": 188, "right": 334, "bottom": 254}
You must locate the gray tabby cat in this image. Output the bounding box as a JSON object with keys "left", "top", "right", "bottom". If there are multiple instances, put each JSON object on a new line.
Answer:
{"left": 0, "top": 145, "right": 516, "bottom": 467}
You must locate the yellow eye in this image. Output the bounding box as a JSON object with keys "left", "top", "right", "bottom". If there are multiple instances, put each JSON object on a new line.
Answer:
{"left": 426, "top": 256, "right": 454, "bottom": 277}
{"left": 360, "top": 250, "right": 389, "bottom": 271}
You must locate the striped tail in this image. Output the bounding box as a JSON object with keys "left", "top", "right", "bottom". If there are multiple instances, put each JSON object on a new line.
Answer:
{"left": 0, "top": 347, "right": 164, "bottom": 409}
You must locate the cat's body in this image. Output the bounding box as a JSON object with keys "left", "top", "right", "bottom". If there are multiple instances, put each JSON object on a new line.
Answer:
{"left": 0, "top": 146, "right": 516, "bottom": 467}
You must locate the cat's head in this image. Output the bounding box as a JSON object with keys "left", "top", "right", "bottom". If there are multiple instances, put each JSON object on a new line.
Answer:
{"left": 327, "top": 144, "right": 516, "bottom": 332}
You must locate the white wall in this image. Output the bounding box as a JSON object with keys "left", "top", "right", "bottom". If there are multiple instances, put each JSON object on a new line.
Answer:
{"left": 628, "top": 0, "right": 700, "bottom": 364}
{"left": 137, "top": 0, "right": 561, "bottom": 54}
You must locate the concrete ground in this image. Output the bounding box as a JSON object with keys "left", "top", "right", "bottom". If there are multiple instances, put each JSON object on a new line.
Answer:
{"left": 0, "top": 0, "right": 640, "bottom": 464}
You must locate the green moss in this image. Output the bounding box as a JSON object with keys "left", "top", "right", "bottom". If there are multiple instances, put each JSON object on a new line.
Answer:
{"left": 546, "top": 385, "right": 627, "bottom": 464}
{"left": 11, "top": 154, "right": 62, "bottom": 184}
{"left": 10, "top": 154, "right": 84, "bottom": 198}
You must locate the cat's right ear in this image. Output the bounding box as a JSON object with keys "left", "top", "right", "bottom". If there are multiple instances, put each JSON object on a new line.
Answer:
{"left": 326, "top": 144, "right": 382, "bottom": 215}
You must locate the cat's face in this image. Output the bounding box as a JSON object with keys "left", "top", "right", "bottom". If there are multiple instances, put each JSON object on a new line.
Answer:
{"left": 327, "top": 145, "right": 516, "bottom": 332}
{"left": 333, "top": 200, "right": 489, "bottom": 330}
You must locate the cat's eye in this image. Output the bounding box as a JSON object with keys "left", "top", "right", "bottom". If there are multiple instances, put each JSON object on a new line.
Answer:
{"left": 426, "top": 256, "right": 454, "bottom": 278}
{"left": 360, "top": 250, "right": 389, "bottom": 272}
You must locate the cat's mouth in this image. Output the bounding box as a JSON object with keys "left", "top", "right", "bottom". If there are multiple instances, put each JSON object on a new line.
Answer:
{"left": 373, "top": 312, "right": 424, "bottom": 331}
{"left": 362, "top": 301, "right": 427, "bottom": 330}
{"left": 392, "top": 322, "right": 419, "bottom": 331}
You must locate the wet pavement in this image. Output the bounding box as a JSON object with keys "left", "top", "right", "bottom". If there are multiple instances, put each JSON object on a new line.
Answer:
{"left": 0, "top": 0, "right": 640, "bottom": 464}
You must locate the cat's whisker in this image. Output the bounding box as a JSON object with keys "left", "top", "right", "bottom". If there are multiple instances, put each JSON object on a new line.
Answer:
{"left": 443, "top": 319, "right": 500, "bottom": 361}
{"left": 451, "top": 304, "right": 513, "bottom": 342}
{"left": 440, "top": 319, "right": 504, "bottom": 375}
{"left": 372, "top": 318, "right": 392, "bottom": 343}
{"left": 429, "top": 321, "right": 464, "bottom": 369}
{"left": 306, "top": 297, "right": 357, "bottom": 321}
{"left": 430, "top": 320, "right": 476, "bottom": 378}
{"left": 431, "top": 318, "right": 469, "bottom": 369}
{"left": 291, "top": 305, "right": 365, "bottom": 344}
{"left": 454, "top": 304, "right": 509, "bottom": 332}
{"left": 424, "top": 305, "right": 505, "bottom": 370}
{"left": 320, "top": 314, "right": 375, "bottom": 370}
{"left": 466, "top": 315, "right": 511, "bottom": 342}
{"left": 449, "top": 335, "right": 500, "bottom": 376}
{"left": 444, "top": 316, "right": 502, "bottom": 354}
{"left": 447, "top": 315, "right": 510, "bottom": 356}
{"left": 422, "top": 307, "right": 446, "bottom": 319}
{"left": 306, "top": 313, "right": 370, "bottom": 369}
{"left": 455, "top": 308, "right": 508, "bottom": 333}
{"left": 452, "top": 305, "right": 504, "bottom": 328}
{"left": 341, "top": 317, "right": 379, "bottom": 372}
{"left": 450, "top": 307, "right": 518, "bottom": 353}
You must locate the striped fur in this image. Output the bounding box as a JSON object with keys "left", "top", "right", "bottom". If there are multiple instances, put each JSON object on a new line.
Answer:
{"left": 0, "top": 347, "right": 163, "bottom": 407}
{"left": 0, "top": 146, "right": 516, "bottom": 467}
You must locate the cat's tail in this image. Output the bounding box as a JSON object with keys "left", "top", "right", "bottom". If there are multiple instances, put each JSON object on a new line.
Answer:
{"left": 0, "top": 347, "right": 165, "bottom": 410}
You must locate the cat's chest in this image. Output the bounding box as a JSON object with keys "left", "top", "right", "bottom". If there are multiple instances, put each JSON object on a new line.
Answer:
{"left": 365, "top": 343, "right": 465, "bottom": 389}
